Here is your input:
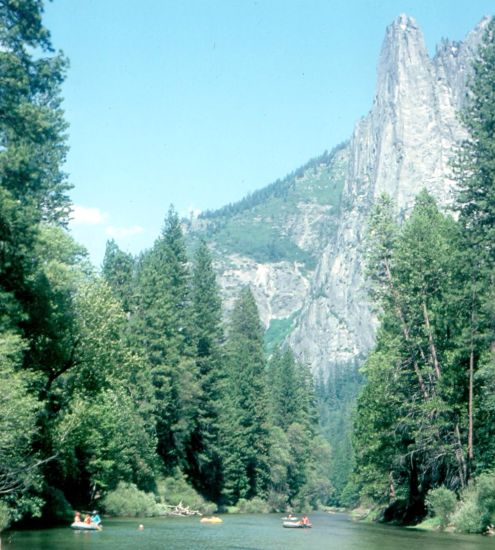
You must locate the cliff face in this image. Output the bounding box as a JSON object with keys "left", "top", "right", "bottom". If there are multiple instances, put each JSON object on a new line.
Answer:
{"left": 190, "top": 145, "right": 348, "bottom": 332}
{"left": 288, "top": 15, "right": 489, "bottom": 374}
{"left": 189, "top": 15, "right": 488, "bottom": 373}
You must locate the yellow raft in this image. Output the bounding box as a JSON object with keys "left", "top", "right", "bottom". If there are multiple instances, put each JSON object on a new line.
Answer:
{"left": 200, "top": 516, "right": 223, "bottom": 524}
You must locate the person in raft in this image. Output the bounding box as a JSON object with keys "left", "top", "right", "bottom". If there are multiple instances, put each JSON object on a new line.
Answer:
{"left": 84, "top": 514, "right": 92, "bottom": 524}
{"left": 74, "top": 511, "right": 81, "bottom": 523}
{"left": 91, "top": 511, "right": 101, "bottom": 526}
{"left": 301, "top": 515, "right": 310, "bottom": 526}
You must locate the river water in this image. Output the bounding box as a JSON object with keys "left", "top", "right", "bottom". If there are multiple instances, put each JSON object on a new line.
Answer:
{"left": 3, "top": 512, "right": 493, "bottom": 549}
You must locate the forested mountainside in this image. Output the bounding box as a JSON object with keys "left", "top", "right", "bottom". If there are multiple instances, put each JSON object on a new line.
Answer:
{"left": 186, "top": 144, "right": 348, "bottom": 348}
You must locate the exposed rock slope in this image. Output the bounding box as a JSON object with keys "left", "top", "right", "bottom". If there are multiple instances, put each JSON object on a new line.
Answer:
{"left": 189, "top": 145, "right": 348, "bottom": 332}
{"left": 188, "top": 15, "right": 489, "bottom": 373}
{"left": 288, "top": 15, "right": 489, "bottom": 374}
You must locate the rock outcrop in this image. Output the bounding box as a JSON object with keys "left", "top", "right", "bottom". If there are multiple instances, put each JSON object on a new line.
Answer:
{"left": 288, "top": 15, "right": 489, "bottom": 374}
{"left": 192, "top": 145, "right": 348, "bottom": 328}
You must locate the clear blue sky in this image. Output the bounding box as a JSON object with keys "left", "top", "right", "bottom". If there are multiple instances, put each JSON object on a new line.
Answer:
{"left": 43, "top": 0, "right": 493, "bottom": 266}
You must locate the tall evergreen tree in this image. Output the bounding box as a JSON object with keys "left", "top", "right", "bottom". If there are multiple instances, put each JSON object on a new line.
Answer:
{"left": 0, "top": 0, "right": 70, "bottom": 220}
{"left": 354, "top": 192, "right": 466, "bottom": 522}
{"left": 102, "top": 239, "right": 135, "bottom": 313}
{"left": 221, "top": 287, "right": 270, "bottom": 503}
{"left": 132, "top": 206, "right": 197, "bottom": 470}
{"left": 267, "top": 348, "right": 300, "bottom": 430}
{"left": 455, "top": 18, "right": 495, "bottom": 265}
{"left": 453, "top": 17, "right": 495, "bottom": 471}
{"left": 0, "top": 0, "right": 71, "bottom": 368}
{"left": 185, "top": 240, "right": 224, "bottom": 501}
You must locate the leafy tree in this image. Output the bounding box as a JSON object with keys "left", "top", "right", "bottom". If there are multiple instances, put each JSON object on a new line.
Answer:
{"left": 0, "top": 3, "right": 76, "bottom": 520}
{"left": 52, "top": 278, "right": 157, "bottom": 505}
{"left": 0, "top": 332, "right": 42, "bottom": 524}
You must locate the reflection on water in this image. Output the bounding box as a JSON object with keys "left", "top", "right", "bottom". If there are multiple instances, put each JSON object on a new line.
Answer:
{"left": 4, "top": 512, "right": 494, "bottom": 550}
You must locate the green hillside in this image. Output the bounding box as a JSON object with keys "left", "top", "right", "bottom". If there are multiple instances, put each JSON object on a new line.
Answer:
{"left": 187, "top": 143, "right": 348, "bottom": 268}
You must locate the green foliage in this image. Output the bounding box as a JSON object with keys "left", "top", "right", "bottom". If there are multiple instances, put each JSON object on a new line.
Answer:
{"left": 0, "top": 333, "right": 41, "bottom": 499}
{"left": 452, "top": 473, "right": 495, "bottom": 533}
{"left": 451, "top": 500, "right": 483, "bottom": 534}
{"left": 265, "top": 347, "right": 331, "bottom": 510}
{"left": 184, "top": 240, "right": 225, "bottom": 502}
{"left": 316, "top": 361, "right": 361, "bottom": 504}
{"left": 39, "top": 487, "right": 73, "bottom": 525}
{"left": 0, "top": 502, "right": 11, "bottom": 532}
{"left": 214, "top": 224, "right": 316, "bottom": 267}
{"left": 199, "top": 145, "right": 346, "bottom": 221}
{"left": 235, "top": 497, "right": 270, "bottom": 513}
{"left": 353, "top": 192, "right": 471, "bottom": 522}
{"left": 189, "top": 145, "right": 347, "bottom": 268}
{"left": 103, "top": 482, "right": 157, "bottom": 517}
{"left": 0, "top": 0, "right": 71, "bottom": 221}
{"left": 55, "top": 387, "right": 157, "bottom": 494}
{"left": 48, "top": 276, "right": 157, "bottom": 507}
{"left": 132, "top": 206, "right": 197, "bottom": 470}
{"left": 455, "top": 18, "right": 495, "bottom": 265}
{"left": 264, "top": 313, "right": 298, "bottom": 354}
{"left": 292, "top": 435, "right": 333, "bottom": 510}
{"left": 156, "top": 473, "right": 216, "bottom": 514}
{"left": 102, "top": 239, "right": 135, "bottom": 312}
{"left": 221, "top": 288, "right": 271, "bottom": 503}
{"left": 426, "top": 487, "right": 457, "bottom": 528}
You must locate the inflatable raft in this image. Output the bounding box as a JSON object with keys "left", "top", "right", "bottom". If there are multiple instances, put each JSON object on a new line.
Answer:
{"left": 283, "top": 520, "right": 312, "bottom": 528}
{"left": 71, "top": 521, "right": 102, "bottom": 531}
{"left": 200, "top": 516, "right": 223, "bottom": 524}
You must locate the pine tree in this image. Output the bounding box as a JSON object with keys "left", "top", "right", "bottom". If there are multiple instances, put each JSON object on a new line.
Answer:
{"left": 453, "top": 17, "right": 495, "bottom": 470}
{"left": 185, "top": 240, "right": 224, "bottom": 501}
{"left": 221, "top": 287, "right": 270, "bottom": 503}
{"left": 0, "top": 0, "right": 71, "bottom": 365}
{"left": 354, "top": 192, "right": 466, "bottom": 521}
{"left": 102, "top": 239, "right": 135, "bottom": 313}
{"left": 267, "top": 348, "right": 300, "bottom": 430}
{"left": 455, "top": 18, "right": 495, "bottom": 265}
{"left": 132, "top": 206, "right": 197, "bottom": 470}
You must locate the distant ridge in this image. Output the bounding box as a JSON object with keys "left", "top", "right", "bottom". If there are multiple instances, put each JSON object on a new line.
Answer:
{"left": 199, "top": 142, "right": 347, "bottom": 220}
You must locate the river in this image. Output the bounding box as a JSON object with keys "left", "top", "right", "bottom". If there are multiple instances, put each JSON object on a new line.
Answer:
{"left": 3, "top": 512, "right": 493, "bottom": 549}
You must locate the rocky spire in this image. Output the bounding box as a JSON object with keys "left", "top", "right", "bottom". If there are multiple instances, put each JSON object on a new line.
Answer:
{"left": 288, "top": 16, "right": 486, "bottom": 376}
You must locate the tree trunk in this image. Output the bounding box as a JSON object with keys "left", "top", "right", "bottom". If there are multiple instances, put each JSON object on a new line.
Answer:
{"left": 455, "top": 423, "right": 467, "bottom": 489}
{"left": 468, "top": 348, "right": 474, "bottom": 461}
{"left": 384, "top": 261, "right": 428, "bottom": 398}
{"left": 422, "top": 300, "right": 441, "bottom": 379}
